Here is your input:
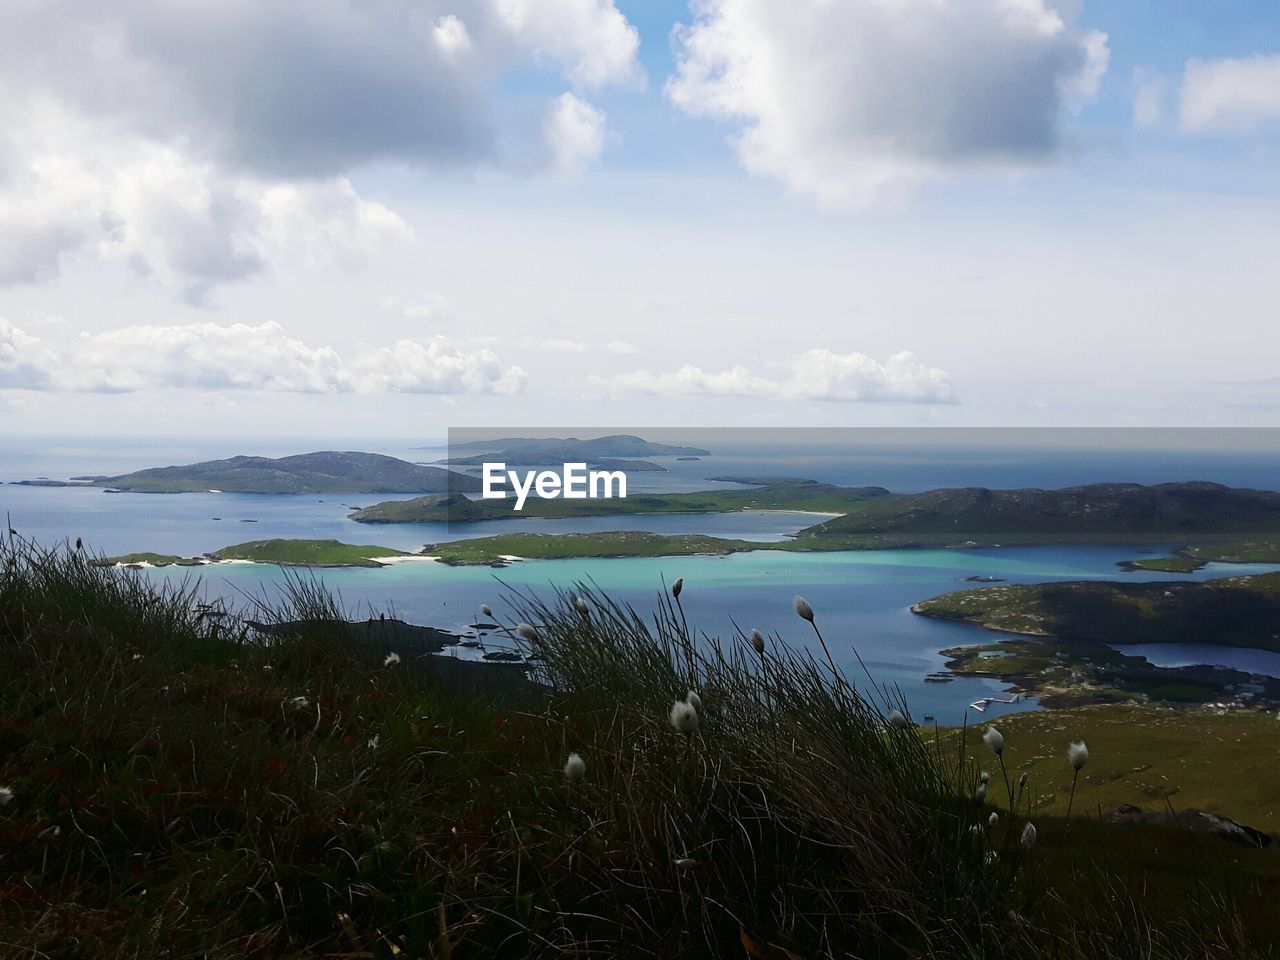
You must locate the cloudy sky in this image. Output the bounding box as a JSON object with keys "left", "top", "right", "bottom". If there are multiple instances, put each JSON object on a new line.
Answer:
{"left": 1, "top": 0, "right": 1278, "bottom": 438}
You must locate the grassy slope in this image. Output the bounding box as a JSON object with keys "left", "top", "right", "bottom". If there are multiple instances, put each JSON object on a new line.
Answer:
{"left": 3, "top": 540, "right": 1279, "bottom": 957}
{"left": 211, "top": 538, "right": 410, "bottom": 567}
{"left": 914, "top": 571, "right": 1280, "bottom": 651}
{"left": 961, "top": 704, "right": 1280, "bottom": 826}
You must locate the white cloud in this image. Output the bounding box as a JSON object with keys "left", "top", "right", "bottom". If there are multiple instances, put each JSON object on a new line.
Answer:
{"left": 1132, "top": 67, "right": 1165, "bottom": 128}
{"left": 592, "top": 350, "right": 956, "bottom": 404}
{"left": 354, "top": 338, "right": 526, "bottom": 395}
{"left": 433, "top": 15, "right": 473, "bottom": 58}
{"left": 0, "top": 1, "right": 639, "bottom": 295}
{"left": 511, "top": 336, "right": 639, "bottom": 354}
{"left": 0, "top": 319, "right": 525, "bottom": 395}
{"left": 495, "top": 0, "right": 643, "bottom": 90}
{"left": 543, "top": 93, "right": 609, "bottom": 180}
{"left": 666, "top": 0, "right": 1109, "bottom": 209}
{"left": 1180, "top": 55, "right": 1280, "bottom": 134}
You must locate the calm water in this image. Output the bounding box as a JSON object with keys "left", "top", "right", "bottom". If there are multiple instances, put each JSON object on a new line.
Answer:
{"left": 134, "top": 545, "right": 1280, "bottom": 725}
{"left": 6, "top": 434, "right": 1280, "bottom": 725}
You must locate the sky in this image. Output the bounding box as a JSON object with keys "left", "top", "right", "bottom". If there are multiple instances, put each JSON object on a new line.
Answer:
{"left": 1, "top": 0, "right": 1279, "bottom": 439}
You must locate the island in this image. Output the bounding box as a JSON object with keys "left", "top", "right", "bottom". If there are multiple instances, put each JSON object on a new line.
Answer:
{"left": 1118, "top": 540, "right": 1280, "bottom": 573}
{"left": 96, "top": 539, "right": 416, "bottom": 569}
{"left": 15, "top": 451, "right": 480, "bottom": 494}
{"left": 911, "top": 573, "right": 1280, "bottom": 708}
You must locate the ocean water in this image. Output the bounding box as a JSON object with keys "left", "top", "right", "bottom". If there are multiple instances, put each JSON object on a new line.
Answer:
{"left": 5, "top": 434, "right": 1280, "bottom": 726}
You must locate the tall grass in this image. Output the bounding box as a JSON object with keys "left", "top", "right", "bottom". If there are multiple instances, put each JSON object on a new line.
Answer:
{"left": 0, "top": 535, "right": 1272, "bottom": 958}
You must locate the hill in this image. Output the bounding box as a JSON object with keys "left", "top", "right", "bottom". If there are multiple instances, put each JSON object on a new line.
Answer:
{"left": 913, "top": 571, "right": 1280, "bottom": 651}
{"left": 42, "top": 451, "right": 481, "bottom": 494}
{"left": 3, "top": 538, "right": 1278, "bottom": 957}
{"left": 801, "top": 481, "right": 1280, "bottom": 540}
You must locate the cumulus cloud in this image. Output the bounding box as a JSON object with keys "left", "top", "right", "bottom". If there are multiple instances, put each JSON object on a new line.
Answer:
{"left": 591, "top": 350, "right": 956, "bottom": 404}
{"left": 666, "top": 0, "right": 1109, "bottom": 209}
{"left": 0, "top": 0, "right": 640, "bottom": 294}
{"left": 1180, "top": 55, "right": 1280, "bottom": 134}
{"left": 0, "top": 319, "right": 525, "bottom": 395}
{"left": 543, "top": 93, "right": 609, "bottom": 180}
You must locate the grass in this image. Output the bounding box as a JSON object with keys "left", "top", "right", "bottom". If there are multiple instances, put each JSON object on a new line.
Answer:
{"left": 1, "top": 534, "right": 1278, "bottom": 958}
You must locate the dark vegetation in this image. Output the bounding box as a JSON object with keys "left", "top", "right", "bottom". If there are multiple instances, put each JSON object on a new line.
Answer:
{"left": 1, "top": 534, "right": 1277, "bottom": 958}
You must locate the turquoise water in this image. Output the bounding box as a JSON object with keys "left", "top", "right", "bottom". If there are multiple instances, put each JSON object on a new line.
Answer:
{"left": 138, "top": 544, "right": 1280, "bottom": 726}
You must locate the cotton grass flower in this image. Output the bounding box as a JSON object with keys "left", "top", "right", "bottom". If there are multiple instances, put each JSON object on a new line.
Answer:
{"left": 988, "top": 812, "right": 999, "bottom": 828}
{"left": 1066, "top": 739, "right": 1089, "bottom": 819}
{"left": 685, "top": 690, "right": 702, "bottom": 711}
{"left": 515, "top": 623, "right": 539, "bottom": 642}
{"left": 669, "top": 699, "right": 699, "bottom": 736}
{"left": 480, "top": 603, "right": 493, "bottom": 619}
{"left": 289, "top": 696, "right": 310, "bottom": 712}
{"left": 383, "top": 652, "right": 401, "bottom": 667}
{"left": 974, "top": 782, "right": 987, "bottom": 802}
{"left": 1067, "top": 739, "right": 1089, "bottom": 771}
{"left": 979, "top": 772, "right": 991, "bottom": 784}
{"left": 0, "top": 786, "right": 13, "bottom": 806}
{"left": 751, "top": 628, "right": 765, "bottom": 656}
{"left": 888, "top": 709, "right": 909, "bottom": 730}
{"left": 1021, "top": 822, "right": 1037, "bottom": 850}
{"left": 793, "top": 595, "right": 814, "bottom": 622}
{"left": 574, "top": 595, "right": 590, "bottom": 615}
{"left": 982, "top": 726, "right": 1004, "bottom": 756}
{"left": 564, "top": 752, "right": 586, "bottom": 783}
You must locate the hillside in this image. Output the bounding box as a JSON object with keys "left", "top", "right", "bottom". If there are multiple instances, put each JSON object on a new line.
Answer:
{"left": 913, "top": 571, "right": 1280, "bottom": 651}
{"left": 43, "top": 451, "right": 481, "bottom": 494}
{"left": 801, "top": 481, "right": 1280, "bottom": 540}
{"left": 3, "top": 538, "right": 1279, "bottom": 957}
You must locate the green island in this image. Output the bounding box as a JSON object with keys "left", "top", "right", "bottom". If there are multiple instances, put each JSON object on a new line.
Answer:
{"left": 912, "top": 573, "right": 1280, "bottom": 708}
{"left": 97, "top": 539, "right": 413, "bottom": 569}
{"left": 1120, "top": 540, "right": 1280, "bottom": 572}
{"left": 14, "top": 450, "right": 479, "bottom": 494}
{"left": 6, "top": 537, "right": 1280, "bottom": 957}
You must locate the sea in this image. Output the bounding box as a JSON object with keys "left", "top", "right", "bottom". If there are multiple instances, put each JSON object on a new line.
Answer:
{"left": 3, "top": 431, "right": 1280, "bottom": 725}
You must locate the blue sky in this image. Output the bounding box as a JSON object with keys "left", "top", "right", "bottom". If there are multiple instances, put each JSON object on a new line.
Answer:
{"left": 0, "top": 0, "right": 1278, "bottom": 436}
